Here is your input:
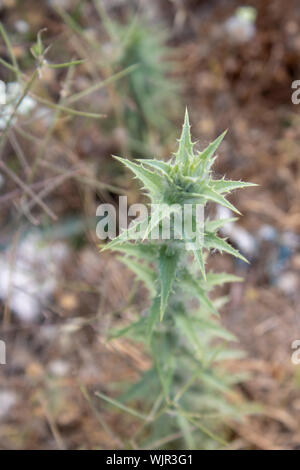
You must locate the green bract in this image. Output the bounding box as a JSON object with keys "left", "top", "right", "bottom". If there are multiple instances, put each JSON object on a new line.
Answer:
{"left": 100, "top": 110, "right": 257, "bottom": 449}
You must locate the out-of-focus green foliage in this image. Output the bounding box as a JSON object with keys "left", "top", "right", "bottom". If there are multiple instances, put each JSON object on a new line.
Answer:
{"left": 100, "top": 10, "right": 179, "bottom": 155}
{"left": 117, "top": 20, "right": 175, "bottom": 145}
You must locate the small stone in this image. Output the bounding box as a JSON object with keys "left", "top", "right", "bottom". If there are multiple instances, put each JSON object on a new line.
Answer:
{"left": 277, "top": 271, "right": 298, "bottom": 295}
{"left": 48, "top": 360, "right": 70, "bottom": 377}
{"left": 0, "top": 391, "right": 18, "bottom": 418}
{"left": 58, "top": 293, "right": 78, "bottom": 311}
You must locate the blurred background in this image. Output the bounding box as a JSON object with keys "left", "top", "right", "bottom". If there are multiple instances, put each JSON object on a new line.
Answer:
{"left": 0, "top": 0, "right": 299, "bottom": 450}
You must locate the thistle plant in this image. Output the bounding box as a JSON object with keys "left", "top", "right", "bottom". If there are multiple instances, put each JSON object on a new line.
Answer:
{"left": 97, "top": 7, "right": 178, "bottom": 155}
{"left": 116, "top": 19, "right": 175, "bottom": 147}
{"left": 99, "top": 110, "right": 256, "bottom": 449}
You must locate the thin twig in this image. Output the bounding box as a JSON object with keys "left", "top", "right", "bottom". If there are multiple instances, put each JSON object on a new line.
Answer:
{"left": 80, "top": 384, "right": 125, "bottom": 449}
{"left": 0, "top": 70, "right": 38, "bottom": 151}
{"left": 2, "top": 229, "right": 21, "bottom": 329}
{"left": 8, "top": 130, "right": 31, "bottom": 176}
{"left": 22, "top": 168, "right": 81, "bottom": 214}
{"left": 38, "top": 394, "right": 66, "bottom": 450}
{"left": 0, "top": 160, "right": 57, "bottom": 220}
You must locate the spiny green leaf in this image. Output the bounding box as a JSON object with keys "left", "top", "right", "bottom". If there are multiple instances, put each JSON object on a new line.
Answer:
{"left": 101, "top": 217, "right": 148, "bottom": 251}
{"left": 199, "top": 370, "right": 231, "bottom": 394}
{"left": 201, "top": 186, "right": 241, "bottom": 215}
{"left": 175, "top": 314, "right": 203, "bottom": 353}
{"left": 136, "top": 159, "right": 171, "bottom": 176}
{"left": 147, "top": 297, "right": 161, "bottom": 344}
{"left": 204, "top": 233, "right": 249, "bottom": 264}
{"left": 193, "top": 130, "right": 227, "bottom": 175}
{"left": 159, "top": 246, "right": 179, "bottom": 320}
{"left": 118, "top": 257, "right": 156, "bottom": 295}
{"left": 181, "top": 271, "right": 218, "bottom": 316}
{"left": 212, "top": 348, "right": 246, "bottom": 361}
{"left": 143, "top": 203, "right": 182, "bottom": 241}
{"left": 119, "top": 369, "right": 159, "bottom": 402}
{"left": 205, "top": 217, "right": 238, "bottom": 233}
{"left": 110, "top": 242, "right": 157, "bottom": 262}
{"left": 178, "top": 191, "right": 206, "bottom": 205}
{"left": 191, "top": 296, "right": 229, "bottom": 319}
{"left": 175, "top": 108, "right": 194, "bottom": 167}
{"left": 151, "top": 341, "right": 175, "bottom": 400}
{"left": 190, "top": 392, "right": 240, "bottom": 417}
{"left": 113, "top": 156, "right": 164, "bottom": 195}
{"left": 204, "top": 272, "right": 244, "bottom": 288}
{"left": 191, "top": 317, "right": 238, "bottom": 342}
{"left": 193, "top": 248, "right": 206, "bottom": 281}
{"left": 212, "top": 178, "right": 257, "bottom": 194}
